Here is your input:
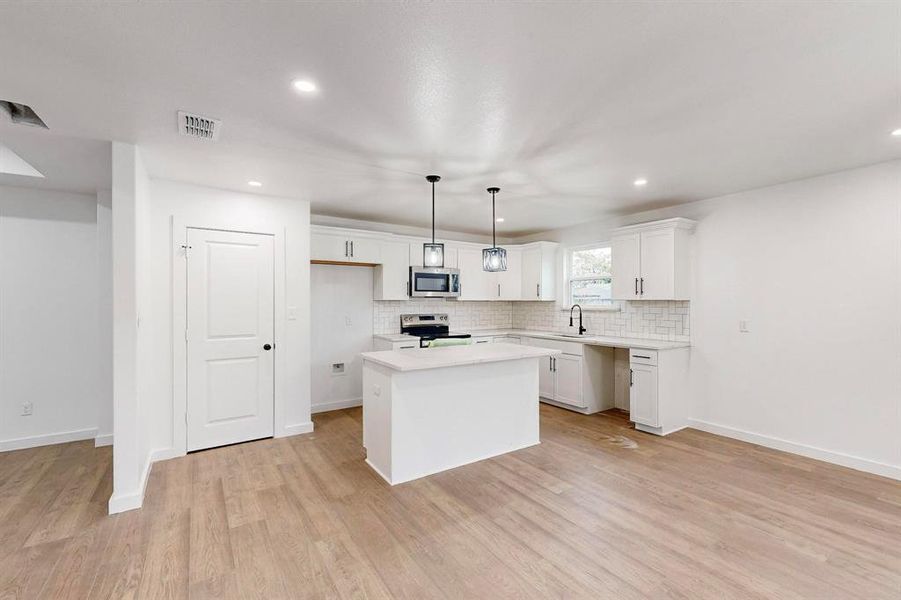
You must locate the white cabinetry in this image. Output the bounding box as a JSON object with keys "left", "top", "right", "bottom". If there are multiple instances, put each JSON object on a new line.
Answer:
{"left": 311, "top": 226, "right": 559, "bottom": 302}
{"left": 311, "top": 228, "right": 380, "bottom": 263}
{"left": 611, "top": 218, "right": 695, "bottom": 300}
{"left": 457, "top": 248, "right": 492, "bottom": 301}
{"left": 372, "top": 337, "right": 420, "bottom": 351}
{"left": 495, "top": 247, "right": 522, "bottom": 300}
{"left": 628, "top": 347, "right": 690, "bottom": 435}
{"left": 629, "top": 362, "right": 658, "bottom": 427}
{"left": 521, "top": 337, "right": 613, "bottom": 414}
{"left": 520, "top": 242, "right": 558, "bottom": 301}
{"left": 374, "top": 241, "right": 410, "bottom": 301}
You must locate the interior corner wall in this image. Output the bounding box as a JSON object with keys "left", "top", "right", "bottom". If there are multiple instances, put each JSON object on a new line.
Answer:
{"left": 109, "top": 142, "right": 153, "bottom": 514}
{"left": 0, "top": 185, "right": 103, "bottom": 451}
{"left": 519, "top": 160, "right": 901, "bottom": 479}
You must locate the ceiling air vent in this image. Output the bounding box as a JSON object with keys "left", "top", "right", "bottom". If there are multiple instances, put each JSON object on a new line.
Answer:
{"left": 177, "top": 111, "right": 221, "bottom": 141}
{"left": 0, "top": 100, "right": 49, "bottom": 129}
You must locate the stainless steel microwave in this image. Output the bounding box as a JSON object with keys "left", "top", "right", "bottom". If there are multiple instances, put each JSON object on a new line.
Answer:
{"left": 409, "top": 267, "right": 461, "bottom": 298}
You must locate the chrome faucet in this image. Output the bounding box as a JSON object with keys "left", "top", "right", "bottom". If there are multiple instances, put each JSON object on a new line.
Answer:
{"left": 569, "top": 304, "right": 587, "bottom": 335}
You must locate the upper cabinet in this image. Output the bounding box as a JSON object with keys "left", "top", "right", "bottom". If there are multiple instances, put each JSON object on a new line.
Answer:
{"left": 310, "top": 225, "right": 559, "bottom": 302}
{"left": 611, "top": 218, "right": 695, "bottom": 300}
{"left": 457, "top": 247, "right": 492, "bottom": 301}
{"left": 373, "top": 240, "right": 409, "bottom": 301}
{"left": 311, "top": 229, "right": 381, "bottom": 264}
{"left": 521, "top": 242, "right": 558, "bottom": 301}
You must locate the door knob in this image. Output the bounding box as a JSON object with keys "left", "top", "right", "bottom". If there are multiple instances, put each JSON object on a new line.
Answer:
{"left": 263, "top": 343, "right": 272, "bottom": 351}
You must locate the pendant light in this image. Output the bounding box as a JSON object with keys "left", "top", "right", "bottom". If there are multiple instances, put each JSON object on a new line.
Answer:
{"left": 482, "top": 187, "right": 507, "bottom": 272}
{"left": 422, "top": 175, "right": 444, "bottom": 267}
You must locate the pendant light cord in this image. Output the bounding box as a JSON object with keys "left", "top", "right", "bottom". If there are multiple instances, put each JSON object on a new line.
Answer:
{"left": 491, "top": 189, "right": 497, "bottom": 248}
{"left": 431, "top": 180, "right": 436, "bottom": 245}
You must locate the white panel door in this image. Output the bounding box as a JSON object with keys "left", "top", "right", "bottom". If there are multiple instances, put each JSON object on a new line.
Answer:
{"left": 611, "top": 234, "right": 641, "bottom": 299}
{"left": 187, "top": 228, "right": 275, "bottom": 451}
{"left": 639, "top": 229, "right": 675, "bottom": 300}
{"left": 629, "top": 364, "right": 658, "bottom": 427}
{"left": 553, "top": 354, "right": 585, "bottom": 408}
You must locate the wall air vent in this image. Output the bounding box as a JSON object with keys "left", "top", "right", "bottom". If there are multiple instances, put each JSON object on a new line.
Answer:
{"left": 177, "top": 111, "right": 222, "bottom": 141}
{"left": 0, "top": 100, "right": 49, "bottom": 129}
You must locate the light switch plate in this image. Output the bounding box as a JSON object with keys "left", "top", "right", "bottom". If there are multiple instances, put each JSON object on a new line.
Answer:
{"left": 287, "top": 306, "right": 298, "bottom": 320}
{"left": 739, "top": 320, "right": 751, "bottom": 333}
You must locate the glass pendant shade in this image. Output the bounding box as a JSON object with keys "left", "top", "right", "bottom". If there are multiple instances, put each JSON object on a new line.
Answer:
{"left": 482, "top": 246, "right": 507, "bottom": 272}
{"left": 423, "top": 242, "right": 445, "bottom": 268}
{"left": 482, "top": 186, "right": 507, "bottom": 272}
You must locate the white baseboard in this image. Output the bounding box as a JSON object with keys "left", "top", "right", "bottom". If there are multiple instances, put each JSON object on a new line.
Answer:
{"left": 94, "top": 433, "right": 114, "bottom": 447}
{"left": 0, "top": 427, "right": 98, "bottom": 453}
{"left": 151, "top": 447, "right": 183, "bottom": 462}
{"left": 687, "top": 419, "right": 901, "bottom": 481}
{"left": 108, "top": 452, "right": 154, "bottom": 514}
{"left": 280, "top": 421, "right": 314, "bottom": 437}
{"left": 312, "top": 397, "right": 362, "bottom": 414}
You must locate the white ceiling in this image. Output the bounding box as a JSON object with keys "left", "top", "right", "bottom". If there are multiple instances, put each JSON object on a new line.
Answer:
{"left": 0, "top": 2, "right": 898, "bottom": 235}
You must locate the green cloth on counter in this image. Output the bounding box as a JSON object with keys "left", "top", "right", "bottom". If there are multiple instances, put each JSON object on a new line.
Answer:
{"left": 427, "top": 338, "right": 473, "bottom": 348}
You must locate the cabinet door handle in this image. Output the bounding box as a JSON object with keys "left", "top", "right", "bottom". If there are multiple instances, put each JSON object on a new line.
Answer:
{"left": 497, "top": 283, "right": 501, "bottom": 297}
{"left": 344, "top": 241, "right": 348, "bottom": 257}
{"left": 350, "top": 241, "right": 354, "bottom": 257}
{"left": 536, "top": 283, "right": 540, "bottom": 298}
{"left": 632, "top": 354, "right": 651, "bottom": 360}
{"left": 630, "top": 369, "right": 633, "bottom": 386}
{"left": 549, "top": 357, "right": 553, "bottom": 372}
{"left": 634, "top": 277, "right": 638, "bottom": 295}
{"left": 640, "top": 278, "right": 644, "bottom": 295}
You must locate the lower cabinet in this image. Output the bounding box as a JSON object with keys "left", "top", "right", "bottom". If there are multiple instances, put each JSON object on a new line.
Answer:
{"left": 522, "top": 337, "right": 613, "bottom": 414}
{"left": 627, "top": 347, "right": 690, "bottom": 435}
{"left": 629, "top": 362, "right": 658, "bottom": 427}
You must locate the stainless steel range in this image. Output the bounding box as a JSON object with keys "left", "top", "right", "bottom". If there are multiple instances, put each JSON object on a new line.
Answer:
{"left": 400, "top": 314, "right": 472, "bottom": 348}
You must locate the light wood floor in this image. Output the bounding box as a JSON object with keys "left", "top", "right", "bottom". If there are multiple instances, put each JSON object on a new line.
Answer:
{"left": 1, "top": 406, "right": 899, "bottom": 599}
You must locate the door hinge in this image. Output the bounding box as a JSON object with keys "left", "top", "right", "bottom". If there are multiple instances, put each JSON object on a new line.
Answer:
{"left": 184, "top": 328, "right": 188, "bottom": 342}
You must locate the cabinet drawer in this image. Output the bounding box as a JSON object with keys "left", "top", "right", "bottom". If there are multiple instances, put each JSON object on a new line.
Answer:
{"left": 393, "top": 341, "right": 419, "bottom": 351}
{"left": 629, "top": 349, "right": 657, "bottom": 365}
{"left": 472, "top": 336, "right": 493, "bottom": 345}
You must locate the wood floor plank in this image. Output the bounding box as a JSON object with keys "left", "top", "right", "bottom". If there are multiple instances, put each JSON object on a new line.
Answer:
{"left": 0, "top": 405, "right": 898, "bottom": 599}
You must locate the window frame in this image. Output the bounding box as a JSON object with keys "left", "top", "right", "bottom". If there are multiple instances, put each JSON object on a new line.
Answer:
{"left": 563, "top": 242, "right": 618, "bottom": 311}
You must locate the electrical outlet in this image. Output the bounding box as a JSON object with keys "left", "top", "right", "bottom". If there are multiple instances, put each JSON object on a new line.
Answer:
{"left": 739, "top": 320, "right": 751, "bottom": 333}
{"left": 22, "top": 401, "right": 33, "bottom": 416}
{"left": 344, "top": 316, "right": 353, "bottom": 327}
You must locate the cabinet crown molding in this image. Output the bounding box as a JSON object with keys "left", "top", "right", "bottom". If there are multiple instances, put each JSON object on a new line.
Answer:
{"left": 612, "top": 217, "right": 696, "bottom": 235}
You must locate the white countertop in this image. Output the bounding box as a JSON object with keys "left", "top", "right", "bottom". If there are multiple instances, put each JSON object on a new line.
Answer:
{"left": 361, "top": 342, "right": 560, "bottom": 372}
{"left": 374, "top": 329, "right": 689, "bottom": 350}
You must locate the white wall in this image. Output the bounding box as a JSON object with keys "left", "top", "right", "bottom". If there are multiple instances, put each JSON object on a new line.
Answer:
{"left": 519, "top": 160, "right": 901, "bottom": 478}
{"left": 0, "top": 185, "right": 104, "bottom": 450}
{"left": 110, "top": 142, "right": 153, "bottom": 513}
{"left": 311, "top": 264, "right": 374, "bottom": 412}
{"left": 96, "top": 190, "right": 113, "bottom": 444}
{"left": 144, "top": 179, "right": 311, "bottom": 459}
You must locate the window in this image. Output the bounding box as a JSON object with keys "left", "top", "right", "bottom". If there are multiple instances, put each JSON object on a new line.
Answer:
{"left": 568, "top": 245, "right": 613, "bottom": 307}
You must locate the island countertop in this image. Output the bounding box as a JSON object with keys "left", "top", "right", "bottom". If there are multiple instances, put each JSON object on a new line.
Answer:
{"left": 361, "top": 342, "right": 561, "bottom": 372}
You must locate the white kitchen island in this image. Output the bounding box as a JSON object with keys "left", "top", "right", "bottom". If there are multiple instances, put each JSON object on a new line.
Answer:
{"left": 360, "top": 343, "right": 561, "bottom": 485}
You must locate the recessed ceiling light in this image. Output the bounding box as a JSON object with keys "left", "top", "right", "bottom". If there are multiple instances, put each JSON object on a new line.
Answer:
{"left": 892, "top": 128, "right": 901, "bottom": 137}
{"left": 496, "top": 217, "right": 505, "bottom": 223}
{"left": 247, "top": 180, "right": 262, "bottom": 187}
{"left": 292, "top": 79, "right": 318, "bottom": 93}
{"left": 633, "top": 178, "right": 648, "bottom": 187}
